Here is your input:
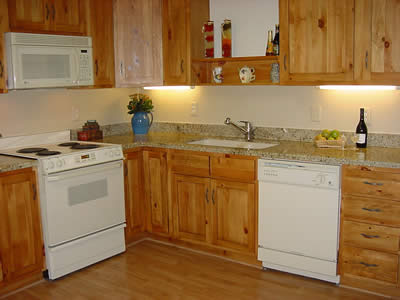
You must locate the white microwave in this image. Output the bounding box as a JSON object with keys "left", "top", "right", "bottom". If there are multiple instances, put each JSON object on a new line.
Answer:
{"left": 5, "top": 32, "right": 94, "bottom": 89}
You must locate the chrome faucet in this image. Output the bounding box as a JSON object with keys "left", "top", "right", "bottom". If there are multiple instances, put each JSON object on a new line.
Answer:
{"left": 224, "top": 117, "right": 255, "bottom": 141}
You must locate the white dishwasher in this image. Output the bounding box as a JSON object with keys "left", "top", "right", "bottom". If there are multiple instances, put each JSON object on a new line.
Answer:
{"left": 258, "top": 159, "right": 340, "bottom": 284}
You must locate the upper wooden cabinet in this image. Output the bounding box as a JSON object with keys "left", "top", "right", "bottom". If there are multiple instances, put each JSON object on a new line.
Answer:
{"left": 0, "top": 0, "right": 9, "bottom": 93}
{"left": 162, "top": 0, "right": 209, "bottom": 85}
{"left": 8, "top": 0, "right": 87, "bottom": 35}
{"left": 0, "top": 168, "right": 44, "bottom": 295}
{"left": 87, "top": 0, "right": 115, "bottom": 87}
{"left": 114, "top": 0, "right": 163, "bottom": 87}
{"left": 280, "top": 0, "right": 355, "bottom": 84}
{"left": 354, "top": 0, "right": 400, "bottom": 84}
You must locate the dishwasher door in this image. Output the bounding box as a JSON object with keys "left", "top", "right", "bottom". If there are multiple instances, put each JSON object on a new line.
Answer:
{"left": 258, "top": 181, "right": 340, "bottom": 262}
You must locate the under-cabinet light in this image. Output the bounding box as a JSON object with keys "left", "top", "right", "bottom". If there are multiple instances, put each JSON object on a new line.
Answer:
{"left": 143, "top": 86, "right": 194, "bottom": 90}
{"left": 318, "top": 85, "right": 398, "bottom": 91}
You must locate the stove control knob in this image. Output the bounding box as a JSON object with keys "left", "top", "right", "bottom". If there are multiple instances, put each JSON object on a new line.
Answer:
{"left": 56, "top": 159, "right": 63, "bottom": 168}
{"left": 109, "top": 150, "right": 114, "bottom": 157}
{"left": 114, "top": 150, "right": 120, "bottom": 157}
{"left": 48, "top": 161, "right": 55, "bottom": 169}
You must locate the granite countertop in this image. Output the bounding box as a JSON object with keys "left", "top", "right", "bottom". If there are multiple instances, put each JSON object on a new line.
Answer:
{"left": 0, "top": 155, "right": 37, "bottom": 174}
{"left": 100, "top": 132, "right": 400, "bottom": 169}
{"left": 1, "top": 131, "right": 400, "bottom": 174}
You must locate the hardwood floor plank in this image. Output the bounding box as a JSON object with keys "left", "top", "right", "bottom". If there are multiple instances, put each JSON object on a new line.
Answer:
{"left": 3, "top": 240, "right": 385, "bottom": 300}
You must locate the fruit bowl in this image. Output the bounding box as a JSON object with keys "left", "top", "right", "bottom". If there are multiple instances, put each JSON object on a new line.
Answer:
{"left": 314, "top": 137, "right": 345, "bottom": 148}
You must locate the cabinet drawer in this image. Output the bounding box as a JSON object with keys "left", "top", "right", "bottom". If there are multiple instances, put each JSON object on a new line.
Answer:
{"left": 341, "top": 245, "right": 398, "bottom": 284}
{"left": 211, "top": 155, "right": 256, "bottom": 181}
{"left": 169, "top": 152, "right": 210, "bottom": 177}
{"left": 343, "top": 195, "right": 400, "bottom": 227}
{"left": 342, "top": 221, "right": 400, "bottom": 253}
{"left": 342, "top": 166, "right": 400, "bottom": 200}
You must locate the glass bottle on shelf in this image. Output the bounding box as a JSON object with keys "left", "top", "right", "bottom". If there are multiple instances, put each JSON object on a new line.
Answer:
{"left": 266, "top": 30, "right": 274, "bottom": 56}
{"left": 273, "top": 24, "right": 280, "bottom": 56}
{"left": 221, "top": 19, "right": 232, "bottom": 58}
{"left": 203, "top": 21, "right": 214, "bottom": 58}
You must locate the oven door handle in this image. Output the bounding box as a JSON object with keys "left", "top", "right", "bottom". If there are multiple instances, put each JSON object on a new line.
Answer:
{"left": 46, "top": 161, "right": 123, "bottom": 182}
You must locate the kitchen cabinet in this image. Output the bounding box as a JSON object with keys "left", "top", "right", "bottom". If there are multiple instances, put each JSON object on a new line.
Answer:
{"left": 170, "top": 150, "right": 257, "bottom": 257}
{"left": 8, "top": 0, "right": 87, "bottom": 35}
{"left": 143, "top": 149, "right": 169, "bottom": 235}
{"left": 172, "top": 174, "right": 211, "bottom": 243}
{"left": 0, "top": 0, "right": 9, "bottom": 93}
{"left": 279, "top": 0, "right": 355, "bottom": 84}
{"left": 354, "top": 0, "right": 400, "bottom": 84}
{"left": 162, "top": 0, "right": 209, "bottom": 85}
{"left": 113, "top": 0, "right": 163, "bottom": 87}
{"left": 87, "top": 0, "right": 115, "bottom": 87}
{"left": 124, "top": 151, "right": 145, "bottom": 243}
{"left": 211, "top": 179, "right": 256, "bottom": 254}
{"left": 0, "top": 168, "right": 44, "bottom": 296}
{"left": 339, "top": 165, "right": 400, "bottom": 298}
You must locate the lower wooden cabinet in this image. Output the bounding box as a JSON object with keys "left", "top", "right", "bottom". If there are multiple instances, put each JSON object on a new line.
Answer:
{"left": 211, "top": 179, "right": 256, "bottom": 254}
{"left": 0, "top": 168, "right": 44, "bottom": 295}
{"left": 172, "top": 174, "right": 210, "bottom": 243}
{"left": 124, "top": 151, "right": 145, "bottom": 243}
{"left": 143, "top": 149, "right": 169, "bottom": 235}
{"left": 339, "top": 165, "right": 400, "bottom": 297}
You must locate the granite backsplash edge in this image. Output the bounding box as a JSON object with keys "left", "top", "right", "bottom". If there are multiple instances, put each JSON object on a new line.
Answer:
{"left": 70, "top": 122, "right": 400, "bottom": 148}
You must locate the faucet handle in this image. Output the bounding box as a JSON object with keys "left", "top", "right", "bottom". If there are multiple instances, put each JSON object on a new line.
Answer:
{"left": 239, "top": 120, "right": 252, "bottom": 128}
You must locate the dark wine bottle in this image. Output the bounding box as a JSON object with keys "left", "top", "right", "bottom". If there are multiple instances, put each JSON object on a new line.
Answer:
{"left": 356, "top": 108, "right": 368, "bottom": 148}
{"left": 273, "top": 24, "right": 279, "bottom": 56}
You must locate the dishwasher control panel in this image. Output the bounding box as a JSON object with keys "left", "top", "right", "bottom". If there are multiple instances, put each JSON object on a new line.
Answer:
{"left": 258, "top": 159, "right": 340, "bottom": 190}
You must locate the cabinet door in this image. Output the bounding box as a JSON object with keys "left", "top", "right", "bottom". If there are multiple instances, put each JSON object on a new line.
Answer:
{"left": 114, "top": 0, "right": 163, "bottom": 87}
{"left": 172, "top": 175, "right": 211, "bottom": 243}
{"left": 355, "top": 0, "right": 400, "bottom": 84}
{"left": 88, "top": 0, "right": 115, "bottom": 87}
{"left": 0, "top": 169, "right": 43, "bottom": 282}
{"left": 0, "top": 0, "right": 9, "bottom": 93}
{"left": 162, "top": 0, "right": 189, "bottom": 85}
{"left": 50, "top": 0, "right": 86, "bottom": 34}
{"left": 143, "top": 150, "right": 169, "bottom": 234}
{"left": 8, "top": 0, "right": 51, "bottom": 32}
{"left": 124, "top": 152, "right": 145, "bottom": 242}
{"left": 280, "top": 0, "right": 354, "bottom": 83}
{"left": 211, "top": 179, "right": 256, "bottom": 254}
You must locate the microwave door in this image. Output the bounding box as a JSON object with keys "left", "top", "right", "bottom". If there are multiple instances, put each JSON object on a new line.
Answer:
{"left": 13, "top": 46, "right": 77, "bottom": 89}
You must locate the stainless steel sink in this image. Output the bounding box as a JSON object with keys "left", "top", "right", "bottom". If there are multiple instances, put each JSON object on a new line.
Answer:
{"left": 187, "top": 139, "right": 278, "bottom": 150}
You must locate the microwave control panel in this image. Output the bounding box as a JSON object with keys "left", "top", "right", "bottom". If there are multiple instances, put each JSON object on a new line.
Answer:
{"left": 78, "top": 49, "right": 93, "bottom": 82}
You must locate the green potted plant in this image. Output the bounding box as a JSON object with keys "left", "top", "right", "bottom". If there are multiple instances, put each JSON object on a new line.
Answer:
{"left": 127, "top": 93, "right": 154, "bottom": 135}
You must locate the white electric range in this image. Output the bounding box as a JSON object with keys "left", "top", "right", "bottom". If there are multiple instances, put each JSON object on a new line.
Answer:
{"left": 0, "top": 130, "right": 126, "bottom": 279}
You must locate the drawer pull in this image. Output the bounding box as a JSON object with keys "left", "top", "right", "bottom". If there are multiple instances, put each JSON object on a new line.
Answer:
{"left": 360, "top": 262, "right": 378, "bottom": 268}
{"left": 360, "top": 233, "right": 380, "bottom": 239}
{"left": 363, "top": 181, "right": 383, "bottom": 186}
{"left": 362, "top": 207, "right": 382, "bottom": 213}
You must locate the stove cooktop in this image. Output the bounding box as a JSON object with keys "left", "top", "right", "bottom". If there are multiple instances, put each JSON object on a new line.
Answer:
{"left": 2, "top": 141, "right": 106, "bottom": 160}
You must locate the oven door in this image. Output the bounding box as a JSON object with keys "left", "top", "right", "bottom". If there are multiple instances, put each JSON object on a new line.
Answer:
{"left": 43, "top": 160, "right": 125, "bottom": 247}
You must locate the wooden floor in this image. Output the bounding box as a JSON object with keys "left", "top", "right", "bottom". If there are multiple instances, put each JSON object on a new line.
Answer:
{"left": 3, "top": 240, "right": 385, "bottom": 300}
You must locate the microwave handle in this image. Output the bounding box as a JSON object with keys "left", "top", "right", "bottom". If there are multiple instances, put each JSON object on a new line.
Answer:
{"left": 47, "top": 161, "right": 123, "bottom": 182}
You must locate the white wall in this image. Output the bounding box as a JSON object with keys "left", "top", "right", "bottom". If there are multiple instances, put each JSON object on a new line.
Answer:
{"left": 0, "top": 88, "right": 136, "bottom": 137}
{"left": 147, "top": 86, "right": 400, "bottom": 134}
{"left": 210, "top": 0, "right": 279, "bottom": 57}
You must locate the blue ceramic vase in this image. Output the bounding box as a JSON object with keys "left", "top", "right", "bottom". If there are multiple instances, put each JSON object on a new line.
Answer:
{"left": 131, "top": 111, "right": 153, "bottom": 135}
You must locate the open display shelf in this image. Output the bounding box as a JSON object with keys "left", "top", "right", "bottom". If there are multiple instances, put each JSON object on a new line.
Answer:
{"left": 191, "top": 56, "right": 279, "bottom": 86}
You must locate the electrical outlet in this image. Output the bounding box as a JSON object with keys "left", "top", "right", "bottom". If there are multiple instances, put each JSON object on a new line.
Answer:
{"left": 191, "top": 101, "right": 198, "bottom": 116}
{"left": 72, "top": 106, "right": 80, "bottom": 121}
